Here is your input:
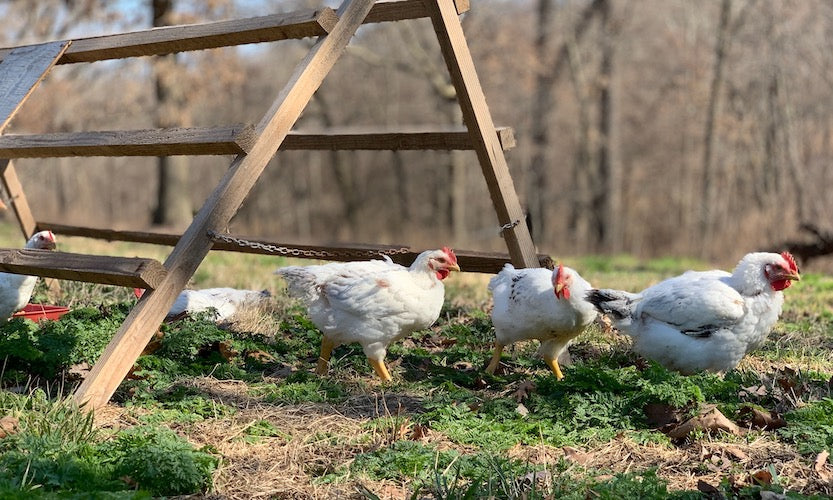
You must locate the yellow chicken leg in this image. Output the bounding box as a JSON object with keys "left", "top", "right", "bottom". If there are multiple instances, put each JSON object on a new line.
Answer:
{"left": 316, "top": 337, "right": 335, "bottom": 375}
{"left": 368, "top": 358, "right": 392, "bottom": 382}
{"left": 485, "top": 342, "right": 505, "bottom": 374}
{"left": 543, "top": 354, "right": 564, "bottom": 381}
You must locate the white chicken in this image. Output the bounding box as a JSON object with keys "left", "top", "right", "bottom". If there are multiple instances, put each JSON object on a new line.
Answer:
{"left": 486, "top": 263, "right": 596, "bottom": 379}
{"left": 0, "top": 231, "right": 57, "bottom": 320}
{"left": 586, "top": 251, "right": 800, "bottom": 374}
{"left": 167, "top": 288, "right": 271, "bottom": 322}
{"left": 275, "top": 248, "right": 460, "bottom": 381}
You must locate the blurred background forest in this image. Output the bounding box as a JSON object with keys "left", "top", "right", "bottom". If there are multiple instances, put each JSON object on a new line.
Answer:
{"left": 2, "top": 0, "right": 832, "bottom": 269}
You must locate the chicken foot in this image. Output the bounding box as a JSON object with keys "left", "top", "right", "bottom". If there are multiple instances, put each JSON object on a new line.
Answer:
{"left": 367, "top": 358, "right": 392, "bottom": 382}
{"left": 484, "top": 342, "right": 504, "bottom": 374}
{"left": 316, "top": 337, "right": 335, "bottom": 375}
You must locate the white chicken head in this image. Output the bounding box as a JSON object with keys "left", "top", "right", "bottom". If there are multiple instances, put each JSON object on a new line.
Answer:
{"left": 734, "top": 251, "right": 800, "bottom": 294}
{"left": 551, "top": 264, "right": 573, "bottom": 300}
{"left": 422, "top": 247, "right": 460, "bottom": 280}
{"left": 25, "top": 230, "right": 57, "bottom": 250}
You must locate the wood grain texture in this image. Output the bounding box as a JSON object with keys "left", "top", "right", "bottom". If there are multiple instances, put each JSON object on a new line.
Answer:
{"left": 0, "top": 10, "right": 337, "bottom": 65}
{"left": 0, "top": 249, "right": 167, "bottom": 289}
{"left": 0, "top": 125, "right": 511, "bottom": 157}
{"left": 363, "top": 0, "right": 468, "bottom": 23}
{"left": 423, "top": 0, "right": 539, "bottom": 268}
{"left": 37, "top": 222, "right": 553, "bottom": 273}
{"left": 0, "top": 41, "right": 69, "bottom": 133}
{"left": 73, "top": 0, "right": 377, "bottom": 410}
{"left": 1, "top": 160, "right": 37, "bottom": 237}
{"left": 0, "top": 125, "right": 256, "bottom": 158}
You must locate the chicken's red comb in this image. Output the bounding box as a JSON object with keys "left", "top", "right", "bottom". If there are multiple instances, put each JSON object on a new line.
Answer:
{"left": 781, "top": 251, "right": 799, "bottom": 273}
{"left": 442, "top": 246, "right": 457, "bottom": 264}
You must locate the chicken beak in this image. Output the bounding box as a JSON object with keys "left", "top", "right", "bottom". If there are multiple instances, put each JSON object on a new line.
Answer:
{"left": 554, "top": 282, "right": 565, "bottom": 296}
{"left": 448, "top": 263, "right": 461, "bottom": 272}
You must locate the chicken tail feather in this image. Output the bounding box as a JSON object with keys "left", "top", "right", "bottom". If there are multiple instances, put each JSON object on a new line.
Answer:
{"left": 585, "top": 289, "right": 636, "bottom": 321}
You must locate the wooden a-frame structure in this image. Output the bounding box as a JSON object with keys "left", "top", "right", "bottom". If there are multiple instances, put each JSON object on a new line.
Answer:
{"left": 0, "top": 0, "right": 541, "bottom": 409}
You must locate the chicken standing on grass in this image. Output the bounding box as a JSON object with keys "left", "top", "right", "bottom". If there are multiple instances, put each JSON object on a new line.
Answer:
{"left": 0, "top": 231, "right": 57, "bottom": 320}
{"left": 275, "top": 248, "right": 460, "bottom": 381}
{"left": 486, "top": 263, "right": 597, "bottom": 379}
{"left": 585, "top": 252, "right": 800, "bottom": 374}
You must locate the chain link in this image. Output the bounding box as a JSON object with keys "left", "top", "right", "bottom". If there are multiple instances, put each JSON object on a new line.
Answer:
{"left": 207, "top": 230, "right": 411, "bottom": 261}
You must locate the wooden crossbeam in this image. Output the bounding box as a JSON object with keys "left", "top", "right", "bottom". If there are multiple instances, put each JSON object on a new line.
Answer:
{"left": 0, "top": 41, "right": 70, "bottom": 132}
{"left": 0, "top": 125, "right": 256, "bottom": 158}
{"left": 0, "top": 10, "right": 338, "bottom": 65}
{"left": 73, "top": 0, "right": 378, "bottom": 410}
{"left": 0, "top": 249, "right": 166, "bottom": 289}
{"left": 0, "top": 1, "right": 471, "bottom": 66}
{"left": 0, "top": 125, "right": 514, "bottom": 158}
{"left": 36, "top": 222, "right": 553, "bottom": 273}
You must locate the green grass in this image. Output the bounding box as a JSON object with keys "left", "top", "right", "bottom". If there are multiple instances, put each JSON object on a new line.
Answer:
{"left": 0, "top": 227, "right": 830, "bottom": 498}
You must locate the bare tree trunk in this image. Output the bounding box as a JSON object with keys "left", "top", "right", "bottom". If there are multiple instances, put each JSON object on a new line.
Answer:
{"left": 566, "top": 37, "right": 593, "bottom": 248}
{"left": 528, "top": 0, "right": 556, "bottom": 244}
{"left": 699, "top": 0, "right": 732, "bottom": 253}
{"left": 593, "top": 0, "right": 621, "bottom": 252}
{"left": 151, "top": 0, "right": 192, "bottom": 228}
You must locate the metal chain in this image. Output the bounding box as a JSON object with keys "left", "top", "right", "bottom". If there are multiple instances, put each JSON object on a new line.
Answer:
{"left": 498, "top": 219, "right": 521, "bottom": 235}
{"left": 207, "top": 230, "right": 411, "bottom": 260}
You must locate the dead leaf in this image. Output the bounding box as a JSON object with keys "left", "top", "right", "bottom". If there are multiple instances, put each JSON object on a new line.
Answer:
{"left": 67, "top": 362, "right": 91, "bottom": 379}
{"left": 739, "top": 384, "right": 768, "bottom": 398}
{"left": 562, "top": 446, "right": 592, "bottom": 465}
{"left": 513, "top": 380, "right": 536, "bottom": 402}
{"left": 696, "top": 479, "right": 722, "bottom": 497}
{"left": 245, "top": 349, "right": 275, "bottom": 363}
{"left": 453, "top": 361, "right": 473, "bottom": 371}
{"left": 723, "top": 446, "right": 749, "bottom": 462}
{"left": 751, "top": 469, "right": 773, "bottom": 486}
{"left": 666, "top": 405, "right": 743, "bottom": 439}
{"left": 515, "top": 403, "right": 529, "bottom": 417}
{"left": 141, "top": 329, "right": 164, "bottom": 355}
{"left": 218, "top": 340, "right": 238, "bottom": 361}
{"left": 124, "top": 364, "right": 147, "bottom": 380}
{"left": 815, "top": 450, "right": 832, "bottom": 482}
{"left": 643, "top": 403, "right": 683, "bottom": 429}
{"left": 0, "top": 416, "right": 19, "bottom": 438}
{"left": 410, "top": 423, "right": 429, "bottom": 441}
{"left": 473, "top": 378, "right": 488, "bottom": 390}
{"left": 737, "top": 405, "right": 787, "bottom": 430}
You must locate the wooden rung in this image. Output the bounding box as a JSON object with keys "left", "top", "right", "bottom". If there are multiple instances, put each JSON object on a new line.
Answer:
{"left": 0, "top": 248, "right": 167, "bottom": 289}
{"left": 0, "top": 125, "right": 256, "bottom": 158}
{"left": 37, "top": 222, "right": 553, "bottom": 274}
{"left": 0, "top": 125, "right": 514, "bottom": 158}
{"left": 0, "top": 9, "right": 339, "bottom": 65}
{"left": 0, "top": 2, "right": 471, "bottom": 66}
{"left": 283, "top": 126, "right": 515, "bottom": 151}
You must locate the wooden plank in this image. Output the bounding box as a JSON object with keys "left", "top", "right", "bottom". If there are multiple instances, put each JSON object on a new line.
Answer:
{"left": 0, "top": 125, "right": 256, "bottom": 158}
{"left": 1, "top": 160, "right": 37, "bottom": 237}
{"left": 282, "top": 126, "right": 515, "bottom": 151}
{"left": 0, "top": 2, "right": 471, "bottom": 66}
{"left": 424, "top": 0, "right": 539, "bottom": 269}
{"left": 74, "top": 0, "right": 378, "bottom": 410}
{"left": 36, "top": 222, "right": 554, "bottom": 273}
{"left": 0, "top": 41, "right": 70, "bottom": 132}
{"left": 0, "top": 125, "right": 512, "bottom": 158}
{"left": 0, "top": 249, "right": 167, "bottom": 289}
{"left": 364, "top": 0, "right": 469, "bottom": 23}
{"left": 0, "top": 10, "right": 338, "bottom": 65}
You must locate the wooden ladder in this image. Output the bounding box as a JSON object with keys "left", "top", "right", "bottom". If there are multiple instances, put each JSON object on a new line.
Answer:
{"left": 0, "top": 0, "right": 540, "bottom": 409}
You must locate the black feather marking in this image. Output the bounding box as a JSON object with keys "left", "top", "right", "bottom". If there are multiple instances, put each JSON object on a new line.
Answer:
{"left": 585, "top": 289, "right": 632, "bottom": 320}
{"left": 681, "top": 326, "right": 718, "bottom": 338}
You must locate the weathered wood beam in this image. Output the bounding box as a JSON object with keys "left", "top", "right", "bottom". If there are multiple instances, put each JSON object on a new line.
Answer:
{"left": 0, "top": 10, "right": 338, "bottom": 65}
{"left": 0, "top": 125, "right": 256, "bottom": 158}
{"left": 0, "top": 125, "right": 513, "bottom": 158}
{"left": 37, "top": 222, "right": 554, "bottom": 273}
{"left": 1, "top": 160, "right": 37, "bottom": 237}
{"left": 73, "top": 0, "right": 378, "bottom": 410}
{"left": 0, "top": 41, "right": 70, "bottom": 132}
{"left": 424, "top": 0, "right": 540, "bottom": 268}
{"left": 0, "top": 1, "right": 471, "bottom": 66}
{"left": 0, "top": 249, "right": 167, "bottom": 289}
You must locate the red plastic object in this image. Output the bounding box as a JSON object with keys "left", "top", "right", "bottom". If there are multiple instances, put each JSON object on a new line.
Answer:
{"left": 12, "top": 304, "right": 70, "bottom": 322}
